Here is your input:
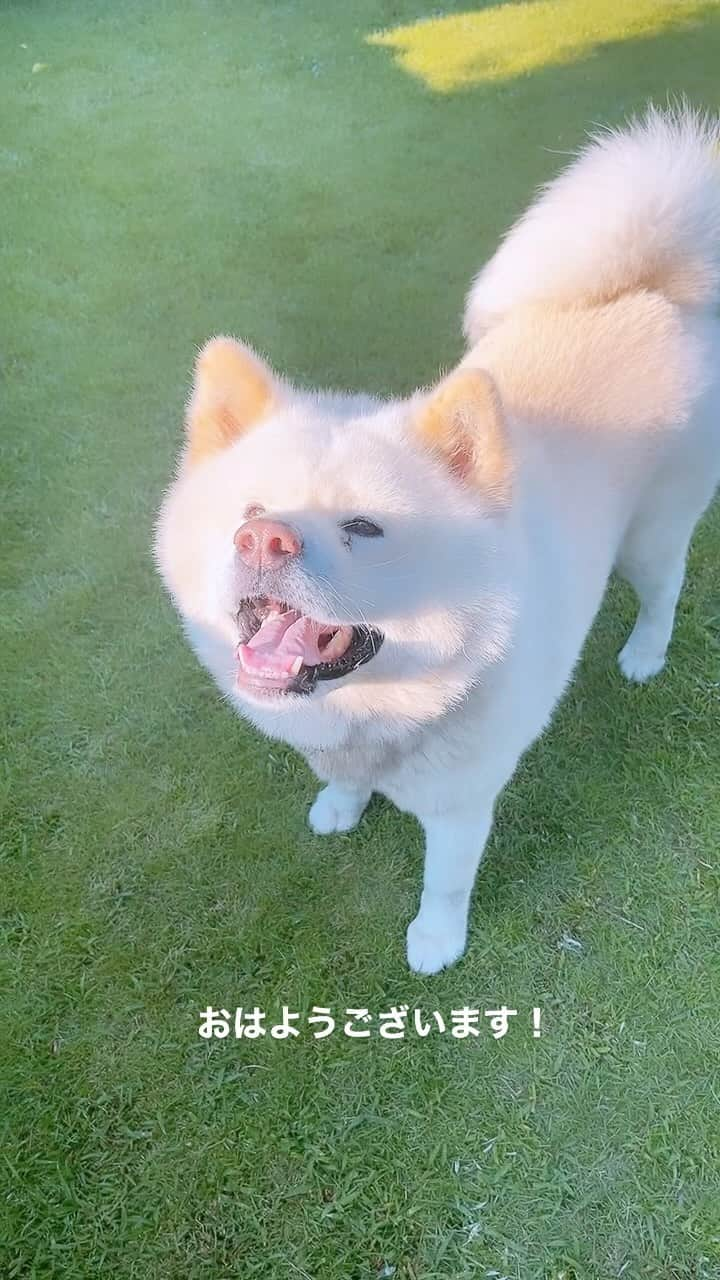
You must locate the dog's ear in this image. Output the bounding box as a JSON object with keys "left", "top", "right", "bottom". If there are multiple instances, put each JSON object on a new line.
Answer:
{"left": 416, "top": 367, "right": 512, "bottom": 504}
{"left": 184, "top": 337, "right": 279, "bottom": 465}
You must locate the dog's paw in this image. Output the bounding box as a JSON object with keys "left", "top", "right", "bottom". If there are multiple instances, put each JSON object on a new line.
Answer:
{"left": 618, "top": 635, "right": 666, "bottom": 683}
{"left": 308, "top": 785, "right": 368, "bottom": 835}
{"left": 406, "top": 914, "right": 467, "bottom": 975}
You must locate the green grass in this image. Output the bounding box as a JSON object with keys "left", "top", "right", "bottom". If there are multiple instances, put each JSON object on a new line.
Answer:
{"left": 2, "top": 1, "right": 720, "bottom": 1276}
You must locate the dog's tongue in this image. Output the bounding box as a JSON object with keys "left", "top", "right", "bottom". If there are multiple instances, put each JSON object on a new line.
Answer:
{"left": 237, "top": 608, "right": 354, "bottom": 687}
{"left": 242, "top": 609, "right": 326, "bottom": 674}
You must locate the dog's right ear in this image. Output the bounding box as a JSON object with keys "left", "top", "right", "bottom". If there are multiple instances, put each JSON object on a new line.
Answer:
{"left": 416, "top": 366, "right": 513, "bottom": 505}
{"left": 184, "top": 337, "right": 279, "bottom": 466}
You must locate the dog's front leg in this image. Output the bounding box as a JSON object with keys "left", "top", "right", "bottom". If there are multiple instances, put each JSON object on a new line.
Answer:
{"left": 308, "top": 782, "right": 372, "bottom": 835}
{"left": 406, "top": 809, "right": 493, "bottom": 974}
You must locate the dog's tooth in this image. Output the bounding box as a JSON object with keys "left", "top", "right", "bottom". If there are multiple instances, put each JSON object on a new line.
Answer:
{"left": 290, "top": 657, "right": 303, "bottom": 676}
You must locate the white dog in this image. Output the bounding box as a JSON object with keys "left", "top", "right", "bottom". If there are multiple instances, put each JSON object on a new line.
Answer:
{"left": 155, "top": 108, "right": 720, "bottom": 973}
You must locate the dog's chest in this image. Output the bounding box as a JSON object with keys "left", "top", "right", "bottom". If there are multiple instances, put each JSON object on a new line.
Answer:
{"left": 304, "top": 739, "right": 398, "bottom": 787}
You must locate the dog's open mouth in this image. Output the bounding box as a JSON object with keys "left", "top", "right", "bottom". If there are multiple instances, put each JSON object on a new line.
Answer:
{"left": 235, "top": 597, "right": 383, "bottom": 697}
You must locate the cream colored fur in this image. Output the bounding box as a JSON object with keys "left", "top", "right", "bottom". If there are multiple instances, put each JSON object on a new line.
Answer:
{"left": 156, "top": 108, "right": 720, "bottom": 973}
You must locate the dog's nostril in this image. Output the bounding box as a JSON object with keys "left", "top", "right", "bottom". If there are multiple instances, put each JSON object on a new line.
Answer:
{"left": 235, "top": 528, "right": 256, "bottom": 553}
{"left": 234, "top": 518, "right": 302, "bottom": 564}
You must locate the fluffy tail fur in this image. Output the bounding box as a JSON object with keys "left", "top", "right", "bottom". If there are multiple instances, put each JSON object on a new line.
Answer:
{"left": 464, "top": 106, "right": 720, "bottom": 344}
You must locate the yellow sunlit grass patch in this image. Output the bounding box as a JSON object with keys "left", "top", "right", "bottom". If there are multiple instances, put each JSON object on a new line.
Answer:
{"left": 367, "top": 0, "right": 713, "bottom": 92}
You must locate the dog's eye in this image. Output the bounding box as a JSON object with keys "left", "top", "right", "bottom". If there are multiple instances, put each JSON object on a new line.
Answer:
{"left": 340, "top": 517, "right": 384, "bottom": 539}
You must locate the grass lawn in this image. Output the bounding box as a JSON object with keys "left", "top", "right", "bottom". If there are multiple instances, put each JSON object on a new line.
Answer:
{"left": 3, "top": 1, "right": 720, "bottom": 1276}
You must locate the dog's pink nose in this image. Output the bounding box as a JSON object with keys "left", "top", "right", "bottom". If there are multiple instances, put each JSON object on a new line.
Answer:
{"left": 234, "top": 517, "right": 303, "bottom": 569}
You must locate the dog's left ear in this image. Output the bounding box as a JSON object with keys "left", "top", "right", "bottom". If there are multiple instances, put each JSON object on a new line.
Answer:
{"left": 184, "top": 336, "right": 280, "bottom": 466}
{"left": 416, "top": 367, "right": 512, "bottom": 504}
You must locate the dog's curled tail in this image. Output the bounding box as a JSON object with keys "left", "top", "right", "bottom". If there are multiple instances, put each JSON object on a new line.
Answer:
{"left": 464, "top": 105, "right": 720, "bottom": 344}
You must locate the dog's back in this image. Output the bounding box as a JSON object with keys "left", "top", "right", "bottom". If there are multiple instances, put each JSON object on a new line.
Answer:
{"left": 463, "top": 105, "right": 720, "bottom": 683}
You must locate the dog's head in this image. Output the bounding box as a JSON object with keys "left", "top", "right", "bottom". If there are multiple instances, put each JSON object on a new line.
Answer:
{"left": 155, "top": 338, "right": 517, "bottom": 743}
